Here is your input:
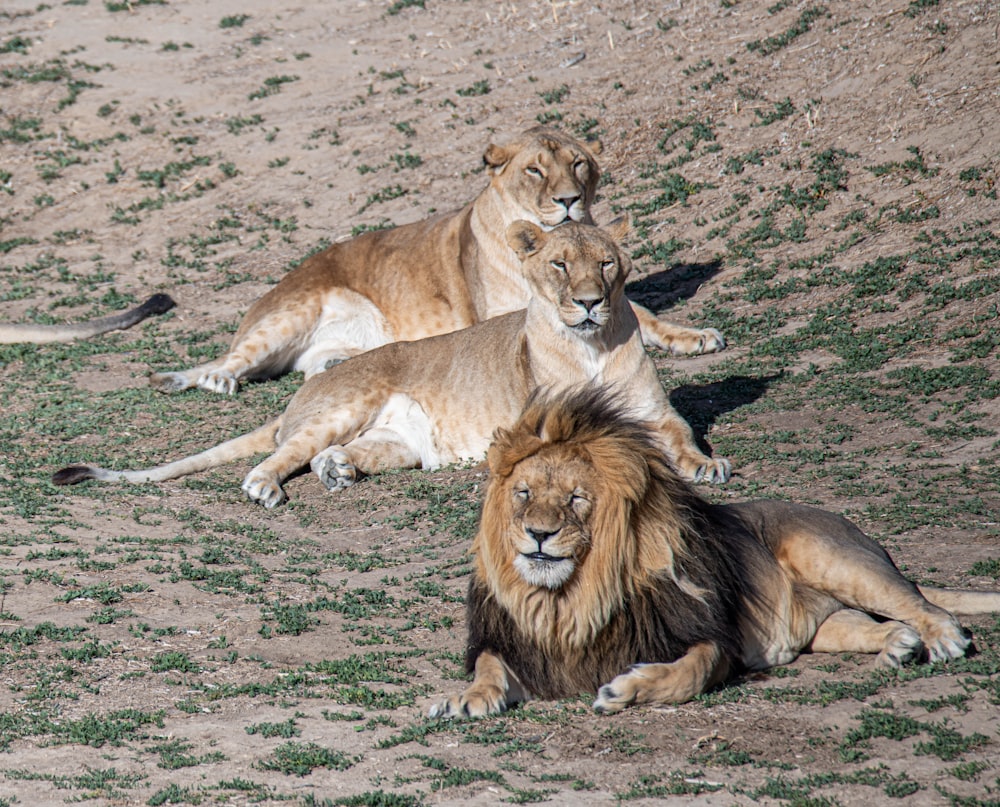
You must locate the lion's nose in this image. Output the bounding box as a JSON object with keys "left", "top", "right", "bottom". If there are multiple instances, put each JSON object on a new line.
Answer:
{"left": 525, "top": 526, "right": 559, "bottom": 548}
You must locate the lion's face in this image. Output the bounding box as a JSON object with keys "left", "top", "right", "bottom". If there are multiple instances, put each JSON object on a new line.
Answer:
{"left": 484, "top": 127, "right": 600, "bottom": 228}
{"left": 506, "top": 220, "right": 629, "bottom": 335}
{"left": 507, "top": 450, "right": 597, "bottom": 589}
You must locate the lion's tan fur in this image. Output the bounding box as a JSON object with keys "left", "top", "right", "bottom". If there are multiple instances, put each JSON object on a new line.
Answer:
{"left": 149, "top": 127, "right": 724, "bottom": 396}
{"left": 429, "top": 390, "right": 1000, "bottom": 719}
{"left": 55, "top": 222, "right": 728, "bottom": 505}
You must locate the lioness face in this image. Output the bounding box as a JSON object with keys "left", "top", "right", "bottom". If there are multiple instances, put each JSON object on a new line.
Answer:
{"left": 484, "top": 128, "right": 600, "bottom": 228}
{"left": 508, "top": 451, "right": 596, "bottom": 589}
{"left": 506, "top": 220, "right": 627, "bottom": 335}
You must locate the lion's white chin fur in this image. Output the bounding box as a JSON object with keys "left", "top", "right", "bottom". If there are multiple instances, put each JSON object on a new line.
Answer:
{"left": 513, "top": 553, "right": 575, "bottom": 589}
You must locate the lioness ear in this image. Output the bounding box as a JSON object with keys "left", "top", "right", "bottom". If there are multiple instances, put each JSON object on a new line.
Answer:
{"left": 605, "top": 216, "right": 630, "bottom": 243}
{"left": 506, "top": 220, "right": 547, "bottom": 259}
{"left": 585, "top": 138, "right": 603, "bottom": 157}
{"left": 483, "top": 142, "right": 515, "bottom": 175}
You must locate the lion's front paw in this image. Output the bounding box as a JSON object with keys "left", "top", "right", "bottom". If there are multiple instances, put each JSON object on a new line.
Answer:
{"left": 241, "top": 471, "right": 286, "bottom": 509}
{"left": 593, "top": 681, "right": 637, "bottom": 715}
{"left": 428, "top": 688, "right": 508, "bottom": 720}
{"left": 311, "top": 446, "right": 357, "bottom": 491}
{"left": 198, "top": 369, "right": 239, "bottom": 395}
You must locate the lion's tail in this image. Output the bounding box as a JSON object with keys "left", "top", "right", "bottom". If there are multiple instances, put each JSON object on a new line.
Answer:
{"left": 0, "top": 294, "right": 175, "bottom": 345}
{"left": 919, "top": 586, "right": 1000, "bottom": 615}
{"left": 52, "top": 420, "right": 280, "bottom": 486}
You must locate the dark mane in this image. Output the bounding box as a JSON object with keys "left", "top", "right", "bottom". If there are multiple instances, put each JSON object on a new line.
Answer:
{"left": 468, "top": 387, "right": 767, "bottom": 699}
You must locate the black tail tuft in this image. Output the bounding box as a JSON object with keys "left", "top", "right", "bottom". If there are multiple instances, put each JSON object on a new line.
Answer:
{"left": 52, "top": 466, "right": 97, "bottom": 486}
{"left": 138, "top": 294, "right": 176, "bottom": 317}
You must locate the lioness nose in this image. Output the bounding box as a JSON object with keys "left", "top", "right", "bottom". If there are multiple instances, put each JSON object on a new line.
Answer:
{"left": 554, "top": 194, "right": 581, "bottom": 211}
{"left": 573, "top": 295, "right": 605, "bottom": 313}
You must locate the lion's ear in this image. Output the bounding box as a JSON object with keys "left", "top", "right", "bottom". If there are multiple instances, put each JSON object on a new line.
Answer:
{"left": 585, "top": 138, "right": 603, "bottom": 156}
{"left": 506, "top": 220, "right": 547, "bottom": 259}
{"left": 483, "top": 142, "right": 515, "bottom": 174}
{"left": 487, "top": 427, "right": 517, "bottom": 477}
{"left": 605, "top": 216, "right": 630, "bottom": 243}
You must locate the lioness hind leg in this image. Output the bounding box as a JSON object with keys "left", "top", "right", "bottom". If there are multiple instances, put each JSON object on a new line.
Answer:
{"left": 630, "top": 302, "right": 726, "bottom": 356}
{"left": 428, "top": 652, "right": 527, "bottom": 719}
{"left": 314, "top": 428, "right": 423, "bottom": 492}
{"left": 593, "top": 641, "right": 727, "bottom": 714}
{"left": 810, "top": 609, "right": 926, "bottom": 668}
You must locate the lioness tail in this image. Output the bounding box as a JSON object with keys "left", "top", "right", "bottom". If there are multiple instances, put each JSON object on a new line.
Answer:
{"left": 52, "top": 420, "right": 279, "bottom": 486}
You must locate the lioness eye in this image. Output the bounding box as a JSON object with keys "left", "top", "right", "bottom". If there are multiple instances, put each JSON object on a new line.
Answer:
{"left": 525, "top": 165, "right": 543, "bottom": 178}
{"left": 601, "top": 259, "right": 615, "bottom": 272}
{"left": 513, "top": 487, "right": 529, "bottom": 502}
{"left": 550, "top": 260, "right": 567, "bottom": 272}
{"left": 573, "top": 159, "right": 586, "bottom": 174}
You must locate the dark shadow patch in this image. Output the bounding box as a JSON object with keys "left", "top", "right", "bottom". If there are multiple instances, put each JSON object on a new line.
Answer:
{"left": 670, "top": 374, "right": 778, "bottom": 449}
{"left": 626, "top": 259, "right": 723, "bottom": 314}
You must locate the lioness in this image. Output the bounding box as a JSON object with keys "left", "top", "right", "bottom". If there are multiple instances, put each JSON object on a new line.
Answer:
{"left": 0, "top": 294, "right": 174, "bottom": 344}
{"left": 430, "top": 388, "right": 1000, "bottom": 718}
{"left": 149, "top": 127, "right": 724, "bottom": 395}
{"left": 53, "top": 221, "right": 730, "bottom": 506}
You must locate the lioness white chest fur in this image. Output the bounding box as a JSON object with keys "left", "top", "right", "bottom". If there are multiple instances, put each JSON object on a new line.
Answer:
{"left": 53, "top": 221, "right": 730, "bottom": 506}
{"left": 149, "top": 126, "right": 724, "bottom": 396}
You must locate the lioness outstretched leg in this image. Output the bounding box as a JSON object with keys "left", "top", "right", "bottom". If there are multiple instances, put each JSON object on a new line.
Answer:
{"left": 631, "top": 303, "right": 726, "bottom": 356}
{"left": 593, "top": 641, "right": 728, "bottom": 713}
{"left": 150, "top": 307, "right": 312, "bottom": 395}
{"left": 428, "top": 652, "right": 528, "bottom": 719}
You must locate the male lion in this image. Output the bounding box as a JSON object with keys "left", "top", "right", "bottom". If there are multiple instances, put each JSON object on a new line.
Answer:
{"left": 0, "top": 294, "right": 174, "bottom": 344}
{"left": 54, "top": 221, "right": 729, "bottom": 507}
{"left": 148, "top": 126, "right": 723, "bottom": 395}
{"left": 430, "top": 388, "right": 1000, "bottom": 718}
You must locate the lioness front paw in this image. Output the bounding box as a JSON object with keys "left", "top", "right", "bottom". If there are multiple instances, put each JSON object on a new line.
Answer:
{"left": 241, "top": 471, "right": 286, "bottom": 509}
{"left": 692, "top": 327, "right": 726, "bottom": 355}
{"left": 149, "top": 371, "right": 192, "bottom": 393}
{"left": 428, "top": 688, "right": 508, "bottom": 720}
{"left": 197, "top": 370, "right": 239, "bottom": 395}
{"left": 678, "top": 456, "right": 731, "bottom": 485}
{"left": 311, "top": 446, "right": 357, "bottom": 491}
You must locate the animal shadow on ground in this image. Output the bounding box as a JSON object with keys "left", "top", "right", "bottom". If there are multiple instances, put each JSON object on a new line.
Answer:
{"left": 625, "top": 258, "right": 723, "bottom": 312}
{"left": 671, "top": 374, "right": 777, "bottom": 452}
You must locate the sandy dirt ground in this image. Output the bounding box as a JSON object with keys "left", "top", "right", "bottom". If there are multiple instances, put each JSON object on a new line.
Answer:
{"left": 1, "top": 0, "right": 999, "bottom": 804}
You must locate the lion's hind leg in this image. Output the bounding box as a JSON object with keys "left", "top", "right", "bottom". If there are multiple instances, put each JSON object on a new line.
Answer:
{"left": 763, "top": 503, "right": 973, "bottom": 664}
{"left": 809, "top": 609, "right": 928, "bottom": 668}
{"left": 428, "top": 651, "right": 527, "bottom": 719}
{"left": 593, "top": 641, "right": 728, "bottom": 713}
